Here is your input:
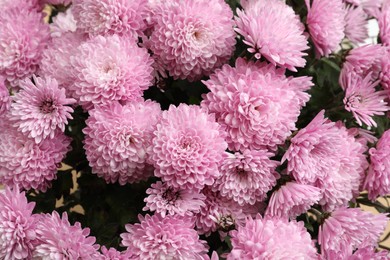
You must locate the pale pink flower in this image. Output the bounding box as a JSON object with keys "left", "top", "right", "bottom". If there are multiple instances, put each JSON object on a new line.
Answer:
{"left": 345, "top": 5, "right": 369, "bottom": 45}
{"left": 49, "top": 7, "right": 77, "bottom": 38}
{"left": 0, "top": 77, "right": 10, "bottom": 117}
{"left": 99, "top": 246, "right": 132, "bottom": 260}
{"left": 379, "top": 1, "right": 390, "bottom": 45}
{"left": 379, "top": 48, "right": 390, "bottom": 92}
{"left": 235, "top": 0, "right": 309, "bottom": 71}
{"left": 348, "top": 245, "right": 389, "bottom": 259}
{"left": 0, "top": 0, "right": 39, "bottom": 11}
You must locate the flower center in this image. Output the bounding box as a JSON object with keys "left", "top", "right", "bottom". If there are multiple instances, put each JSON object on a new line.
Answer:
{"left": 39, "top": 99, "right": 55, "bottom": 114}
{"left": 162, "top": 187, "right": 180, "bottom": 204}
{"left": 346, "top": 94, "right": 362, "bottom": 109}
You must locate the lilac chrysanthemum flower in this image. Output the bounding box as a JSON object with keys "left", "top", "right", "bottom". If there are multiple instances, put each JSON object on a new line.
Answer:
{"left": 227, "top": 215, "right": 318, "bottom": 260}
{"left": 266, "top": 181, "right": 322, "bottom": 219}
{"left": 235, "top": 0, "right": 309, "bottom": 71}
{"left": 98, "top": 246, "right": 132, "bottom": 260}
{"left": 282, "top": 110, "right": 368, "bottom": 211}
{"left": 0, "top": 188, "right": 38, "bottom": 260}
{"left": 364, "top": 129, "right": 390, "bottom": 200}
{"left": 72, "top": 0, "right": 147, "bottom": 39}
{"left": 306, "top": 0, "right": 346, "bottom": 57}
{"left": 319, "top": 207, "right": 388, "bottom": 259}
{"left": 0, "top": 77, "right": 10, "bottom": 117}
{"left": 345, "top": 5, "right": 369, "bottom": 45}
{"left": 0, "top": 6, "right": 50, "bottom": 87}
{"left": 34, "top": 212, "right": 100, "bottom": 259}
{"left": 121, "top": 214, "right": 209, "bottom": 259}
{"left": 143, "top": 181, "right": 206, "bottom": 217}
{"left": 10, "top": 76, "right": 76, "bottom": 143}
{"left": 84, "top": 100, "right": 161, "bottom": 185}
{"left": 49, "top": 7, "right": 77, "bottom": 38}
{"left": 147, "top": 0, "right": 236, "bottom": 81}
{"left": 70, "top": 35, "right": 154, "bottom": 107}
{"left": 201, "top": 58, "right": 312, "bottom": 151}
{"left": 212, "top": 149, "right": 279, "bottom": 206}
{"left": 152, "top": 104, "right": 227, "bottom": 191}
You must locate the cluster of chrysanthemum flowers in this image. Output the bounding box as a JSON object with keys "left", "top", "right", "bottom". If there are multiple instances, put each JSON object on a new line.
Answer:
{"left": 0, "top": 0, "right": 390, "bottom": 258}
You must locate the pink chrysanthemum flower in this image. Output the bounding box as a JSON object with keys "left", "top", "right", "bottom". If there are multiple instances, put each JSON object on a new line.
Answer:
{"left": 379, "top": 48, "right": 390, "bottom": 92}
{"left": 143, "top": 181, "right": 206, "bottom": 217}
{"left": 361, "top": 0, "right": 383, "bottom": 18}
{"left": 341, "top": 72, "right": 389, "bottom": 127}
{"left": 364, "top": 129, "right": 390, "bottom": 200}
{"left": 379, "top": 1, "right": 390, "bottom": 45}
{"left": 99, "top": 246, "right": 132, "bottom": 260}
{"left": 348, "top": 245, "right": 389, "bottom": 259}
{"left": 0, "top": 6, "right": 50, "bottom": 87}
{"left": 152, "top": 104, "right": 227, "bottom": 191}
{"left": 266, "top": 181, "right": 322, "bottom": 219}
{"left": 212, "top": 149, "right": 279, "bottom": 206}
{"left": 319, "top": 207, "right": 388, "bottom": 259}
{"left": 282, "top": 111, "right": 368, "bottom": 211}
{"left": 148, "top": 0, "right": 235, "bottom": 81}
{"left": 72, "top": 0, "right": 147, "bottom": 39}
{"left": 0, "top": 0, "right": 40, "bottom": 11}
{"left": 84, "top": 100, "right": 161, "bottom": 185}
{"left": 0, "top": 188, "right": 38, "bottom": 260}
{"left": 201, "top": 58, "right": 312, "bottom": 151}
{"left": 10, "top": 76, "right": 76, "bottom": 143}
{"left": 49, "top": 8, "right": 77, "bottom": 38}
{"left": 0, "top": 77, "right": 10, "bottom": 117}
{"left": 306, "top": 0, "right": 346, "bottom": 57}
{"left": 0, "top": 120, "right": 71, "bottom": 191}
{"left": 227, "top": 215, "right": 318, "bottom": 260}
{"left": 345, "top": 5, "right": 368, "bottom": 45}
{"left": 121, "top": 214, "right": 209, "bottom": 259}
{"left": 235, "top": 0, "right": 308, "bottom": 71}
{"left": 70, "top": 35, "right": 154, "bottom": 106}
{"left": 34, "top": 212, "right": 100, "bottom": 259}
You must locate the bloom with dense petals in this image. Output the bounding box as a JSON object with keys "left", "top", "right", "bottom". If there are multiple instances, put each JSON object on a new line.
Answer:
{"left": 152, "top": 104, "right": 227, "bottom": 191}
{"left": 227, "top": 215, "right": 317, "bottom": 260}
{"left": 319, "top": 207, "right": 388, "bottom": 258}
{"left": 0, "top": 0, "right": 39, "bottom": 11}
{"left": 345, "top": 5, "right": 368, "bottom": 45}
{"left": 235, "top": 0, "right": 308, "bottom": 71}
{"left": 72, "top": 0, "right": 147, "bottom": 38}
{"left": 70, "top": 35, "right": 154, "bottom": 106}
{"left": 10, "top": 76, "right": 76, "bottom": 143}
{"left": 49, "top": 7, "right": 77, "bottom": 38}
{"left": 306, "top": 0, "right": 346, "bottom": 57}
{"left": 201, "top": 58, "right": 312, "bottom": 151}
{"left": 148, "top": 0, "right": 236, "bottom": 81}
{"left": 212, "top": 149, "right": 279, "bottom": 205}
{"left": 33, "top": 212, "right": 100, "bottom": 259}
{"left": 143, "top": 181, "right": 206, "bottom": 217}
{"left": 0, "top": 77, "right": 10, "bottom": 116}
{"left": 266, "top": 181, "right": 322, "bottom": 219}
{"left": 364, "top": 129, "right": 390, "bottom": 200}
{"left": 84, "top": 100, "right": 161, "bottom": 185}
{"left": 121, "top": 214, "right": 209, "bottom": 259}
{"left": 0, "top": 188, "right": 37, "bottom": 260}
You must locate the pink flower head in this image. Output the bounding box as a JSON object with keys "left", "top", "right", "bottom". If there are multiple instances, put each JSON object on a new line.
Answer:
{"left": 143, "top": 181, "right": 206, "bottom": 218}
{"left": 99, "top": 246, "right": 132, "bottom": 260}
{"left": 152, "top": 104, "right": 227, "bottom": 191}
{"left": 379, "top": 47, "right": 390, "bottom": 92}
{"left": 319, "top": 207, "right": 388, "bottom": 258}
{"left": 379, "top": 1, "right": 390, "bottom": 45}
{"left": 121, "top": 214, "right": 209, "bottom": 259}
{"left": 345, "top": 5, "right": 369, "bottom": 45}
{"left": 364, "top": 129, "right": 390, "bottom": 200}
{"left": 235, "top": 0, "right": 309, "bottom": 71}
{"left": 227, "top": 215, "right": 318, "bottom": 260}
{"left": 72, "top": 0, "right": 147, "bottom": 39}
{"left": 306, "top": 0, "right": 346, "bottom": 57}
{"left": 148, "top": 0, "right": 236, "bottom": 81}
{"left": 10, "top": 76, "right": 76, "bottom": 143}
{"left": 0, "top": 77, "right": 10, "bottom": 116}
{"left": 70, "top": 35, "right": 154, "bottom": 106}
{"left": 0, "top": 188, "right": 37, "bottom": 260}
{"left": 282, "top": 110, "right": 368, "bottom": 211}
{"left": 201, "top": 58, "right": 312, "bottom": 151}
{"left": 34, "top": 212, "right": 100, "bottom": 259}
{"left": 84, "top": 100, "right": 161, "bottom": 185}
{"left": 49, "top": 7, "right": 77, "bottom": 38}
{"left": 212, "top": 149, "right": 279, "bottom": 206}
{"left": 0, "top": 0, "right": 40, "bottom": 11}
{"left": 348, "top": 245, "right": 389, "bottom": 259}
{"left": 266, "top": 181, "right": 322, "bottom": 219}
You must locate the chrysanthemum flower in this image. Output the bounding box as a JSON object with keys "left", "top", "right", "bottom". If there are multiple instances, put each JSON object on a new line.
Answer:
{"left": 84, "top": 100, "right": 161, "bottom": 185}
{"left": 379, "top": 48, "right": 390, "bottom": 92}
{"left": 152, "top": 104, "right": 227, "bottom": 191}
{"left": 364, "top": 129, "right": 390, "bottom": 200}
{"left": 282, "top": 110, "right": 368, "bottom": 211}
{"left": 212, "top": 149, "right": 279, "bottom": 206}
{"left": 201, "top": 58, "right": 312, "bottom": 151}
{"left": 98, "top": 246, "right": 132, "bottom": 260}
{"left": 70, "top": 35, "right": 154, "bottom": 106}
{"left": 34, "top": 212, "right": 100, "bottom": 259}
{"left": 0, "top": 77, "right": 10, "bottom": 117}
{"left": 348, "top": 245, "right": 389, "bottom": 259}
{"left": 49, "top": 7, "right": 77, "bottom": 38}
{"left": 379, "top": 1, "right": 390, "bottom": 45}
{"left": 235, "top": 0, "right": 308, "bottom": 71}
{"left": 143, "top": 181, "right": 206, "bottom": 217}
{"left": 121, "top": 214, "right": 209, "bottom": 259}
{"left": 147, "top": 0, "right": 235, "bottom": 81}
{"left": 227, "top": 215, "right": 318, "bottom": 260}
{"left": 72, "top": 0, "right": 147, "bottom": 39}
{"left": 345, "top": 5, "right": 368, "bottom": 45}
{"left": 319, "top": 207, "right": 388, "bottom": 259}
{"left": 306, "top": 0, "right": 346, "bottom": 57}
{"left": 266, "top": 181, "right": 322, "bottom": 219}
{"left": 10, "top": 76, "right": 76, "bottom": 143}
{"left": 0, "top": 188, "right": 38, "bottom": 260}
{"left": 0, "top": 0, "right": 39, "bottom": 11}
